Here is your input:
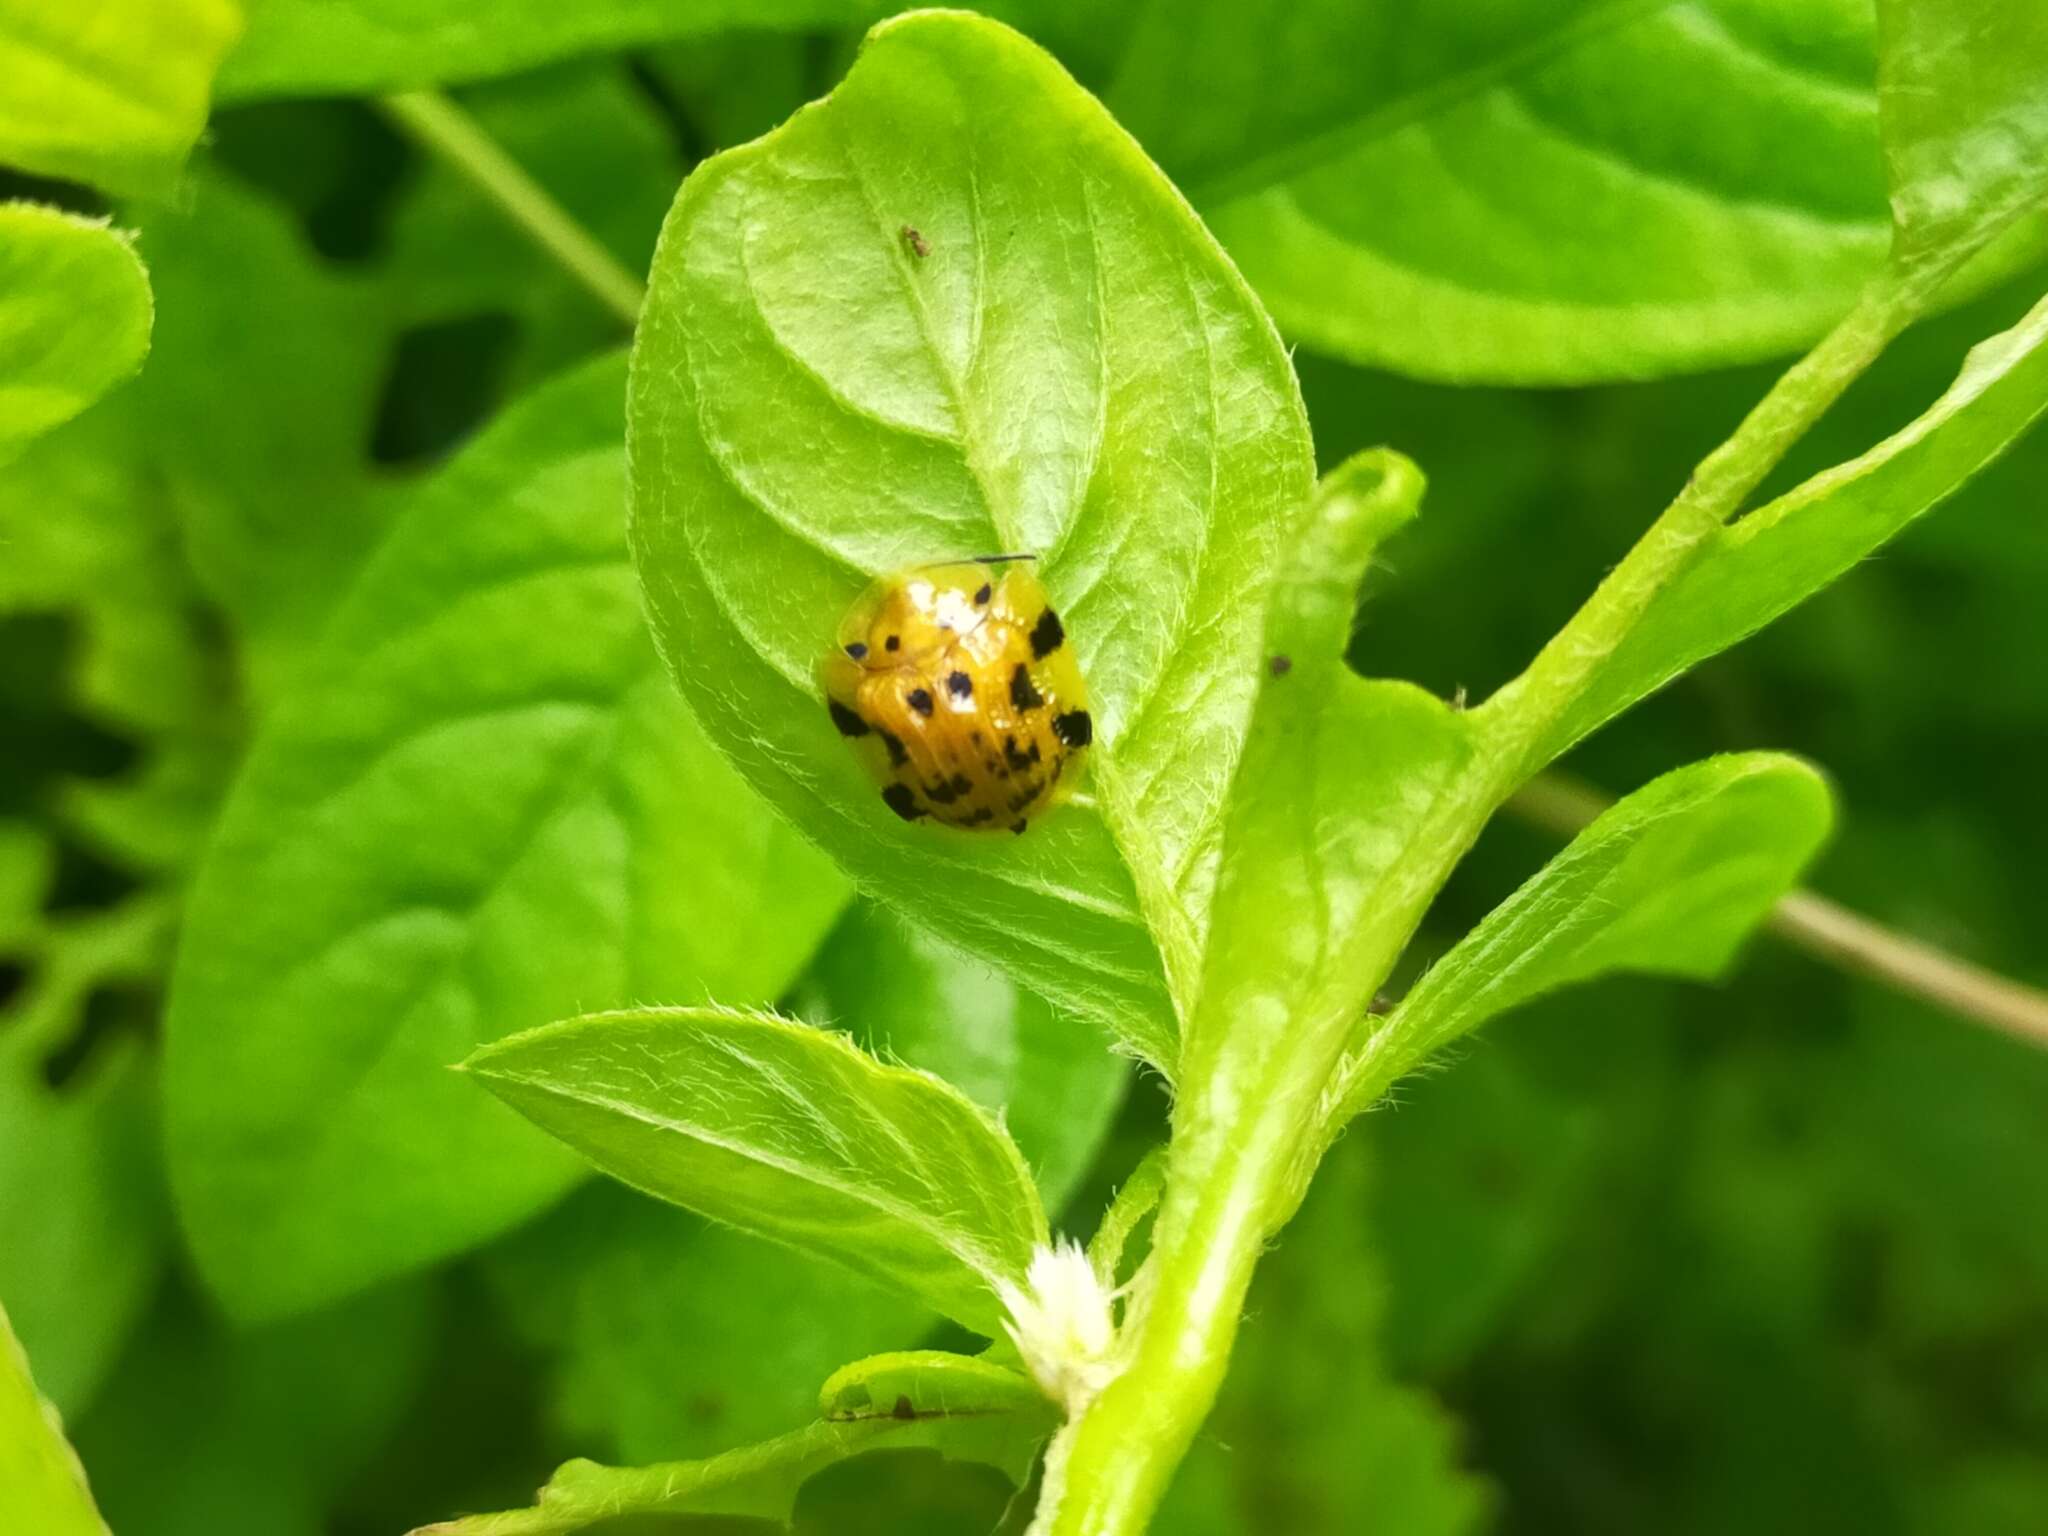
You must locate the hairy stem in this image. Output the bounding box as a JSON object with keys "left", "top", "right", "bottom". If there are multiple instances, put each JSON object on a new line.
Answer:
{"left": 1511, "top": 774, "right": 2048, "bottom": 1050}
{"left": 376, "top": 90, "right": 648, "bottom": 327}
{"left": 1038, "top": 276, "right": 1938, "bottom": 1536}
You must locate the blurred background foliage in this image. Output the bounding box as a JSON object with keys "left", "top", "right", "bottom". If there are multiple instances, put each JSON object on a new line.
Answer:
{"left": 2, "top": 5, "right": 2044, "bottom": 1534}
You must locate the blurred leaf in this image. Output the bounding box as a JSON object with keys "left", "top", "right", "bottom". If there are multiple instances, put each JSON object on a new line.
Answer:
{"left": 135, "top": 169, "right": 397, "bottom": 703}
{"left": 1367, "top": 1030, "right": 1608, "bottom": 1378}
{"left": 642, "top": 31, "right": 819, "bottom": 150}
{"left": 1159, "top": 1139, "right": 1490, "bottom": 1535}
{"left": 73, "top": 1280, "right": 432, "bottom": 1536}
{"left": 467, "top": 1005, "right": 1047, "bottom": 1336}
{"left": 1344, "top": 753, "right": 1832, "bottom": 1112}
{"left": 383, "top": 61, "right": 678, "bottom": 392}
{"left": 0, "top": 205, "right": 150, "bottom": 467}
{"left": 0, "top": 0, "right": 242, "bottom": 198}
{"left": 412, "top": 1409, "right": 1045, "bottom": 1536}
{"left": 487, "top": 1184, "right": 929, "bottom": 1463}
{"left": 164, "top": 354, "right": 848, "bottom": 1321}
{"left": 1197, "top": 0, "right": 2043, "bottom": 383}
{"left": 1547, "top": 288, "right": 2048, "bottom": 757}
{"left": 1878, "top": 0, "right": 2048, "bottom": 282}
{"left": 485, "top": 898, "right": 1123, "bottom": 1462}
{"left": 0, "top": 831, "right": 171, "bottom": 1416}
{"left": 221, "top": 0, "right": 876, "bottom": 101}
{"left": 629, "top": 12, "right": 1316, "bottom": 1067}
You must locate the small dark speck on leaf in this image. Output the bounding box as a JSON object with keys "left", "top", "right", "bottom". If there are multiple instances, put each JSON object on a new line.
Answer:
{"left": 1268, "top": 654, "right": 1292, "bottom": 678}
{"left": 892, "top": 1394, "right": 917, "bottom": 1420}
{"left": 900, "top": 224, "right": 930, "bottom": 258}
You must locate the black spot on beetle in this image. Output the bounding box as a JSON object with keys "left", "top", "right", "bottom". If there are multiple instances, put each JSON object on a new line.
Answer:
{"left": 892, "top": 1393, "right": 918, "bottom": 1419}
{"left": 927, "top": 777, "right": 962, "bottom": 805}
{"left": 828, "top": 700, "right": 870, "bottom": 737}
{"left": 879, "top": 730, "right": 908, "bottom": 768}
{"left": 1010, "top": 664, "right": 1044, "bottom": 711}
{"left": 907, "top": 687, "right": 934, "bottom": 718}
{"left": 949, "top": 772, "right": 973, "bottom": 796}
{"left": 1052, "top": 709, "right": 1092, "bottom": 748}
{"left": 973, "top": 582, "right": 992, "bottom": 605}
{"left": 881, "top": 784, "right": 923, "bottom": 821}
{"left": 946, "top": 670, "right": 973, "bottom": 700}
{"left": 1268, "top": 653, "right": 1292, "bottom": 677}
{"left": 1008, "top": 779, "right": 1046, "bottom": 812}
{"left": 1010, "top": 818, "right": 1029, "bottom": 834}
{"left": 968, "top": 806, "right": 995, "bottom": 825}
{"left": 1029, "top": 607, "right": 1065, "bottom": 659}
{"left": 885, "top": 634, "right": 900, "bottom": 652}
{"left": 1003, "top": 735, "right": 1039, "bottom": 773}
{"left": 845, "top": 641, "right": 868, "bottom": 660}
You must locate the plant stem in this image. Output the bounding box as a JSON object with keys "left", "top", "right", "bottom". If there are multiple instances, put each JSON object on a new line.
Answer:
{"left": 1475, "top": 279, "right": 1915, "bottom": 772}
{"left": 1038, "top": 277, "right": 1939, "bottom": 1536}
{"left": 375, "top": 90, "right": 648, "bottom": 327}
{"left": 1510, "top": 774, "right": 2048, "bottom": 1050}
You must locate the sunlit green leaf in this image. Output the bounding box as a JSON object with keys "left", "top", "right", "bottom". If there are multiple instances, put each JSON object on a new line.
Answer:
{"left": 1547, "top": 289, "right": 2048, "bottom": 758}
{"left": 164, "top": 354, "right": 848, "bottom": 1321}
{"left": 1332, "top": 753, "right": 1831, "bottom": 1125}
{"left": 484, "top": 897, "right": 1121, "bottom": 1462}
{"left": 629, "top": 12, "right": 1316, "bottom": 1067}
{"left": 0, "top": 205, "right": 150, "bottom": 467}
{"left": 0, "top": 1300, "right": 107, "bottom": 1536}
{"left": 221, "top": 0, "right": 875, "bottom": 101}
{"left": 0, "top": 0, "right": 242, "bottom": 198}
{"left": 466, "top": 1004, "right": 1047, "bottom": 1336}
{"left": 1193, "top": 0, "right": 2043, "bottom": 383}
{"left": 1187, "top": 451, "right": 1472, "bottom": 1132}
{"left": 1877, "top": 0, "right": 2048, "bottom": 282}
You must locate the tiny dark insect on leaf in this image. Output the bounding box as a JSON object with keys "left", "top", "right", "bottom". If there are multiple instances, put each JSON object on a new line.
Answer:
{"left": 900, "top": 224, "right": 930, "bottom": 258}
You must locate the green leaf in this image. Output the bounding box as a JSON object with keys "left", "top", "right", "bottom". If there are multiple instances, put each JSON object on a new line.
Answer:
{"left": 1334, "top": 753, "right": 1832, "bottom": 1121}
{"left": 1191, "top": 0, "right": 2042, "bottom": 383}
{"left": 72, "top": 1281, "right": 431, "bottom": 1536}
{"left": 0, "top": 205, "right": 151, "bottom": 467}
{"left": 628, "top": 11, "right": 1316, "bottom": 1067}
{"left": 220, "top": 0, "right": 874, "bottom": 101}
{"left": 409, "top": 1410, "right": 1044, "bottom": 1536}
{"left": 465, "top": 1004, "right": 1048, "bottom": 1336}
{"left": 484, "top": 898, "right": 1120, "bottom": 1463}
{"left": 1187, "top": 451, "right": 1473, "bottom": 1110}
{"left": 790, "top": 901, "right": 1128, "bottom": 1216}
{"left": 163, "top": 353, "right": 848, "bottom": 1321}
{"left": 1546, "top": 288, "right": 2048, "bottom": 758}
{"left": 0, "top": 0, "right": 242, "bottom": 198}
{"left": 1878, "top": 0, "right": 2048, "bottom": 282}
{"left": 0, "top": 1300, "right": 107, "bottom": 1536}
{"left": 1156, "top": 1140, "right": 1491, "bottom": 1535}
{"left": 818, "top": 1350, "right": 1045, "bottom": 1422}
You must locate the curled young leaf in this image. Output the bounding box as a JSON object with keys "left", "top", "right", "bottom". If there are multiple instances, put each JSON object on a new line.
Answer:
{"left": 628, "top": 11, "right": 1317, "bottom": 1070}
{"left": 465, "top": 1005, "right": 1049, "bottom": 1337}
